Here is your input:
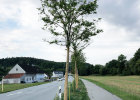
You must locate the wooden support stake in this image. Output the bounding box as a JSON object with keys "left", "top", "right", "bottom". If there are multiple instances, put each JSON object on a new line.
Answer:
{"left": 1, "top": 76, "right": 4, "bottom": 92}
{"left": 69, "top": 84, "right": 70, "bottom": 100}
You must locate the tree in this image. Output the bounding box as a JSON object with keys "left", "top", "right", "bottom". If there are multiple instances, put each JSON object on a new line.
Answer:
{"left": 135, "top": 59, "right": 140, "bottom": 75}
{"left": 71, "top": 50, "right": 86, "bottom": 89}
{"left": 0, "top": 66, "right": 6, "bottom": 81}
{"left": 134, "top": 48, "right": 140, "bottom": 61}
{"left": 105, "top": 59, "right": 118, "bottom": 75}
{"left": 38, "top": 0, "right": 102, "bottom": 99}
{"left": 99, "top": 67, "right": 106, "bottom": 75}
{"left": 117, "top": 54, "right": 127, "bottom": 74}
{"left": 129, "top": 48, "right": 140, "bottom": 75}
{"left": 87, "top": 64, "right": 94, "bottom": 75}
{"left": 94, "top": 64, "right": 102, "bottom": 74}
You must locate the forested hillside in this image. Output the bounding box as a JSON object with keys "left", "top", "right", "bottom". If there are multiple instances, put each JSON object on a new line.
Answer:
{"left": 0, "top": 57, "right": 66, "bottom": 80}
{"left": 0, "top": 57, "right": 92, "bottom": 80}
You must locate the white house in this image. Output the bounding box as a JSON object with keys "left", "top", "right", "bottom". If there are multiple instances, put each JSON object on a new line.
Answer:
{"left": 52, "top": 71, "right": 63, "bottom": 78}
{"left": 3, "top": 64, "right": 48, "bottom": 84}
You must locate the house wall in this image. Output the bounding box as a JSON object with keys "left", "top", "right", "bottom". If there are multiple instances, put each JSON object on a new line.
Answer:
{"left": 24, "top": 74, "right": 35, "bottom": 83}
{"left": 22, "top": 74, "right": 47, "bottom": 83}
{"left": 52, "top": 72, "right": 56, "bottom": 77}
{"left": 58, "top": 74, "right": 63, "bottom": 78}
{"left": 3, "top": 78, "right": 20, "bottom": 84}
{"left": 35, "top": 74, "right": 46, "bottom": 82}
{"left": 8, "top": 64, "right": 25, "bottom": 74}
{"left": 20, "top": 74, "right": 26, "bottom": 82}
{"left": 4, "top": 74, "right": 47, "bottom": 83}
{"left": 52, "top": 72, "right": 63, "bottom": 78}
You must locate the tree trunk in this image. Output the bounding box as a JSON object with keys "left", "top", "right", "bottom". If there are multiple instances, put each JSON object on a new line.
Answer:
{"left": 75, "top": 60, "right": 78, "bottom": 89}
{"left": 76, "top": 69, "right": 79, "bottom": 89}
{"left": 75, "top": 60, "right": 77, "bottom": 83}
{"left": 64, "top": 46, "right": 69, "bottom": 100}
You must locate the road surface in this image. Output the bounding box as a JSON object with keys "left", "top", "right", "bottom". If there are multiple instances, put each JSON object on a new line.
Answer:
{"left": 0, "top": 76, "right": 73, "bottom": 100}
{"left": 82, "top": 79, "right": 122, "bottom": 100}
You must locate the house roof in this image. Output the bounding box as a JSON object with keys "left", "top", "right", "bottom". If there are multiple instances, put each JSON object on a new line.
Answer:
{"left": 54, "top": 71, "right": 63, "bottom": 74}
{"left": 4, "top": 73, "right": 24, "bottom": 79}
{"left": 18, "top": 64, "right": 44, "bottom": 74}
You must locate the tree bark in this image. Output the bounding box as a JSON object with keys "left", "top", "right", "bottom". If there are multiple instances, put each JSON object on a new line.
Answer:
{"left": 75, "top": 60, "right": 77, "bottom": 82}
{"left": 75, "top": 60, "right": 78, "bottom": 89}
{"left": 76, "top": 69, "right": 79, "bottom": 89}
{"left": 64, "top": 46, "right": 69, "bottom": 100}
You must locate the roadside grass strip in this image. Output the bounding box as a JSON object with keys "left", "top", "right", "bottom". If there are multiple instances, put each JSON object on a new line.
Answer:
{"left": 54, "top": 79, "right": 89, "bottom": 100}
{"left": 82, "top": 77, "right": 140, "bottom": 100}
{"left": 0, "top": 82, "right": 49, "bottom": 93}
{"left": 69, "top": 79, "right": 89, "bottom": 100}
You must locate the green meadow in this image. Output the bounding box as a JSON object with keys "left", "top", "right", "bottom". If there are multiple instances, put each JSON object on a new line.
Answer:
{"left": 82, "top": 76, "right": 140, "bottom": 100}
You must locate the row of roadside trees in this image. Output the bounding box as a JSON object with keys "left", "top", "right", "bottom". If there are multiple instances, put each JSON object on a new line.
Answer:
{"left": 38, "top": 0, "right": 102, "bottom": 100}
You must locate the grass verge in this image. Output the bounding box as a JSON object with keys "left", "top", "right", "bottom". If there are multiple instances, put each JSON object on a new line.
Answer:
{"left": 69, "top": 79, "right": 89, "bottom": 100}
{"left": 82, "top": 77, "right": 140, "bottom": 100}
{"left": 0, "top": 82, "right": 49, "bottom": 93}
{"left": 54, "top": 79, "right": 89, "bottom": 100}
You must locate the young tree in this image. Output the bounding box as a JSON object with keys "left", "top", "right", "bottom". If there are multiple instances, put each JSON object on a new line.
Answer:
{"left": 71, "top": 49, "right": 85, "bottom": 89}
{"left": 70, "top": 26, "right": 101, "bottom": 89}
{"left": 38, "top": 0, "right": 102, "bottom": 99}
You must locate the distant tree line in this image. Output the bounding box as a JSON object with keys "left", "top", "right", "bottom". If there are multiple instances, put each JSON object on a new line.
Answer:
{"left": 82, "top": 48, "right": 140, "bottom": 76}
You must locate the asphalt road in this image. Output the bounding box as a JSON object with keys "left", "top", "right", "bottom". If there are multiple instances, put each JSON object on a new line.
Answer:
{"left": 0, "top": 76, "right": 73, "bottom": 100}
{"left": 82, "top": 79, "right": 122, "bottom": 100}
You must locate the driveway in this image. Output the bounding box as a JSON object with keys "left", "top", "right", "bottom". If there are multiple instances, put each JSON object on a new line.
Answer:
{"left": 0, "top": 76, "right": 73, "bottom": 100}
{"left": 82, "top": 79, "right": 122, "bottom": 100}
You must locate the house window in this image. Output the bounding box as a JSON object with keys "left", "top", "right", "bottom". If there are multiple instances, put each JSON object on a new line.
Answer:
{"left": 16, "top": 68, "right": 18, "bottom": 71}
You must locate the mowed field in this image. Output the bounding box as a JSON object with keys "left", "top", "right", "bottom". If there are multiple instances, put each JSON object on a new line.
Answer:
{"left": 82, "top": 76, "right": 140, "bottom": 100}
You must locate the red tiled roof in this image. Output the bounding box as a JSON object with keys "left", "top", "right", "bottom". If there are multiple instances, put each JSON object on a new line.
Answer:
{"left": 4, "top": 73, "right": 24, "bottom": 79}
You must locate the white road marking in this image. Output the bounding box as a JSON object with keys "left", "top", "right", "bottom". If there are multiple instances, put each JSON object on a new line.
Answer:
{"left": 7, "top": 91, "right": 22, "bottom": 96}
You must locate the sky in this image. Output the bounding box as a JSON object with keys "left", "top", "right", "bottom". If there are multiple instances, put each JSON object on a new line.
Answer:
{"left": 0, "top": 0, "right": 140, "bottom": 65}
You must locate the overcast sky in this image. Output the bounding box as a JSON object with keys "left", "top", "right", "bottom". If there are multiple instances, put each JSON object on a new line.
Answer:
{"left": 0, "top": 0, "right": 140, "bottom": 65}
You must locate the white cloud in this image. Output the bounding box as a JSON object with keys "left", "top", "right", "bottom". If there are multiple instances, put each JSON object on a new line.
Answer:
{"left": 84, "top": 20, "right": 140, "bottom": 65}
{"left": 0, "top": 0, "right": 140, "bottom": 65}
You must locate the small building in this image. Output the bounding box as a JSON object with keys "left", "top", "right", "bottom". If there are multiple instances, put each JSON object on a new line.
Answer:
{"left": 52, "top": 71, "right": 63, "bottom": 78}
{"left": 3, "top": 64, "right": 48, "bottom": 84}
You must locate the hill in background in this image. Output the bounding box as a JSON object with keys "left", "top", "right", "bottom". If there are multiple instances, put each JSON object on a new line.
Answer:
{"left": 0, "top": 57, "right": 92, "bottom": 80}
{"left": 0, "top": 57, "right": 66, "bottom": 79}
